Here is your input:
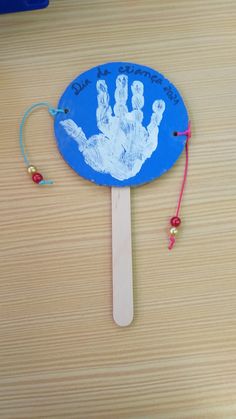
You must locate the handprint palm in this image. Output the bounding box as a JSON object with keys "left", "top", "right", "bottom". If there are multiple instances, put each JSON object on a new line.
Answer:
{"left": 60, "top": 75, "right": 165, "bottom": 181}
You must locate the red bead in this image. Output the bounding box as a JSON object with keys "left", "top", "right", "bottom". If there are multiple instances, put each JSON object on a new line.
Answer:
{"left": 32, "top": 172, "right": 43, "bottom": 184}
{"left": 170, "top": 216, "right": 181, "bottom": 227}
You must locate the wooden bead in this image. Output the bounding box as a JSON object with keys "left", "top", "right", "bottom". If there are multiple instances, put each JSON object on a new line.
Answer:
{"left": 27, "top": 165, "right": 37, "bottom": 174}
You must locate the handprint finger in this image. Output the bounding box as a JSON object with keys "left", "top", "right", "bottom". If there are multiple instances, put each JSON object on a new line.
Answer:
{"left": 146, "top": 100, "right": 166, "bottom": 157}
{"left": 60, "top": 119, "right": 87, "bottom": 152}
{"left": 114, "top": 74, "right": 128, "bottom": 117}
{"left": 148, "top": 99, "right": 165, "bottom": 129}
{"left": 129, "top": 80, "right": 144, "bottom": 125}
{"left": 119, "top": 80, "right": 145, "bottom": 154}
{"left": 96, "top": 79, "right": 112, "bottom": 136}
{"left": 131, "top": 81, "right": 144, "bottom": 110}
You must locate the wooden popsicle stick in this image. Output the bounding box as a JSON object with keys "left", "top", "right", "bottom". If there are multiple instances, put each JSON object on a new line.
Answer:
{"left": 112, "top": 187, "right": 133, "bottom": 327}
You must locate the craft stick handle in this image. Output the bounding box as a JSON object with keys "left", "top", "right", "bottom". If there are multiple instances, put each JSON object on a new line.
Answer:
{"left": 112, "top": 187, "right": 133, "bottom": 327}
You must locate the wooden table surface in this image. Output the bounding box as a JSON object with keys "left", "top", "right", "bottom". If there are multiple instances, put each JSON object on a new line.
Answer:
{"left": 1, "top": 1, "right": 236, "bottom": 417}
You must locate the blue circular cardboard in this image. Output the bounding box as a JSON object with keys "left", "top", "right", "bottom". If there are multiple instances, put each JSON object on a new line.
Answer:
{"left": 54, "top": 62, "right": 189, "bottom": 187}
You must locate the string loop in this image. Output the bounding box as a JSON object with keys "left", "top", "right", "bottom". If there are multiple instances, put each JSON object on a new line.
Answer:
{"left": 19, "top": 102, "right": 64, "bottom": 185}
{"left": 168, "top": 121, "right": 191, "bottom": 250}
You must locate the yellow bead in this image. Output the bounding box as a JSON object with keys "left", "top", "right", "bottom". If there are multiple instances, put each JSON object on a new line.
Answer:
{"left": 27, "top": 165, "right": 37, "bottom": 174}
{"left": 170, "top": 227, "right": 178, "bottom": 236}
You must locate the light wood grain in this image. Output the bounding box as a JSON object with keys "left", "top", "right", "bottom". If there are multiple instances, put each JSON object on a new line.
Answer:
{"left": 112, "top": 187, "right": 133, "bottom": 327}
{"left": 1, "top": 0, "right": 236, "bottom": 417}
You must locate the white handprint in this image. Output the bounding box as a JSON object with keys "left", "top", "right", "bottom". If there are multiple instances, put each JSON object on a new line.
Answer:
{"left": 60, "top": 74, "right": 165, "bottom": 181}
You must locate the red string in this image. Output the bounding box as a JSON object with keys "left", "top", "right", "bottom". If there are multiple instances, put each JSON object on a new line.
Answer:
{"left": 168, "top": 235, "right": 176, "bottom": 250}
{"left": 168, "top": 122, "right": 191, "bottom": 250}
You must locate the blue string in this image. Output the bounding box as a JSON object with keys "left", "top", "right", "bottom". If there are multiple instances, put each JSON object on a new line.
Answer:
{"left": 20, "top": 102, "right": 64, "bottom": 185}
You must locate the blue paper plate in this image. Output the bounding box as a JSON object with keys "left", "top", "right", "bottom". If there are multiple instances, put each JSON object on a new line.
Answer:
{"left": 0, "top": 0, "right": 49, "bottom": 14}
{"left": 54, "top": 62, "right": 189, "bottom": 187}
